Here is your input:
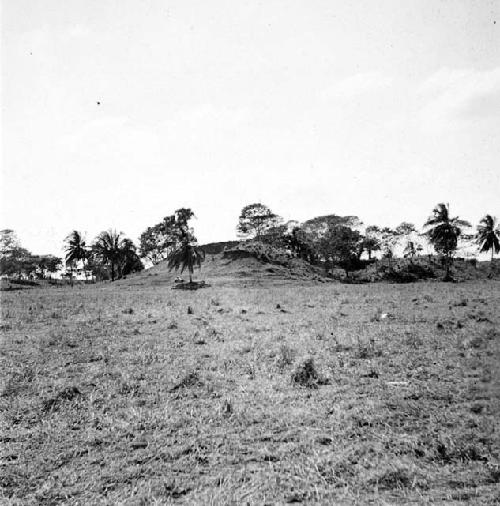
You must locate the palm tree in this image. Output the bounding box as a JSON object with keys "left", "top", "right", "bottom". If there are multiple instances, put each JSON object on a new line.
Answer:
{"left": 168, "top": 242, "right": 205, "bottom": 284}
{"left": 476, "top": 214, "right": 500, "bottom": 262}
{"left": 117, "top": 238, "right": 143, "bottom": 278}
{"left": 64, "top": 231, "right": 89, "bottom": 280}
{"left": 423, "top": 203, "right": 471, "bottom": 280}
{"left": 92, "top": 230, "right": 126, "bottom": 281}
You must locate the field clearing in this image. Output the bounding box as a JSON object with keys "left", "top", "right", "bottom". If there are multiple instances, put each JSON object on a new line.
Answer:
{"left": 1, "top": 279, "right": 500, "bottom": 504}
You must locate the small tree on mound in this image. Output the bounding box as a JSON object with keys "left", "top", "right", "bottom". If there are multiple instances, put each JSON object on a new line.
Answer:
{"left": 168, "top": 242, "right": 205, "bottom": 284}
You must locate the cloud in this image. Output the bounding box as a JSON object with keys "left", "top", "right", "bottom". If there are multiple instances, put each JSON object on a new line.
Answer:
{"left": 418, "top": 67, "right": 500, "bottom": 132}
{"left": 322, "top": 72, "right": 394, "bottom": 100}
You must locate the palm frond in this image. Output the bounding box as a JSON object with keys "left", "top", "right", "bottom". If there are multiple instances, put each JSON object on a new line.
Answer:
{"left": 167, "top": 243, "right": 205, "bottom": 277}
{"left": 475, "top": 215, "right": 500, "bottom": 255}
{"left": 64, "top": 230, "right": 88, "bottom": 263}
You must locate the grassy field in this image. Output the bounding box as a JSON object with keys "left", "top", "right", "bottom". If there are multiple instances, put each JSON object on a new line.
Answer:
{"left": 1, "top": 277, "right": 499, "bottom": 504}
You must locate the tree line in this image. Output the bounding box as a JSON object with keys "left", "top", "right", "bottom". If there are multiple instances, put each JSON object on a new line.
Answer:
{"left": 0, "top": 229, "right": 62, "bottom": 280}
{"left": 64, "top": 230, "right": 143, "bottom": 282}
{"left": 1, "top": 203, "right": 498, "bottom": 282}
{"left": 0, "top": 208, "right": 198, "bottom": 282}
{"left": 0, "top": 228, "right": 144, "bottom": 282}
{"left": 233, "top": 202, "right": 499, "bottom": 279}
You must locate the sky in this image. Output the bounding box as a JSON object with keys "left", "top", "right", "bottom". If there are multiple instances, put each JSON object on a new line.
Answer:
{"left": 1, "top": 0, "right": 499, "bottom": 257}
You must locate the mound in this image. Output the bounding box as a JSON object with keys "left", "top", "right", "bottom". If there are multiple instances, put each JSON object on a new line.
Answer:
{"left": 121, "top": 243, "right": 329, "bottom": 287}
{"left": 112, "top": 245, "right": 500, "bottom": 288}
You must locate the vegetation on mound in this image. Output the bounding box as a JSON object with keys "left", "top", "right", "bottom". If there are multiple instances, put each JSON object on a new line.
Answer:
{"left": 223, "top": 241, "right": 292, "bottom": 265}
{"left": 222, "top": 241, "right": 329, "bottom": 282}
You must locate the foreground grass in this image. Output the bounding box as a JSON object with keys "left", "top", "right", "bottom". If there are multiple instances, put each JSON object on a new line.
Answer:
{"left": 1, "top": 280, "right": 499, "bottom": 504}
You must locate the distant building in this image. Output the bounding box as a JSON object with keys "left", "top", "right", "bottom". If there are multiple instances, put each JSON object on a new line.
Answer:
{"left": 63, "top": 260, "right": 96, "bottom": 281}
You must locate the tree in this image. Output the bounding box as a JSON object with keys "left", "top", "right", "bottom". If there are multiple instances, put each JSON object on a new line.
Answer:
{"left": 423, "top": 203, "right": 471, "bottom": 280}
{"left": 362, "top": 226, "right": 382, "bottom": 260}
{"left": 0, "top": 230, "right": 32, "bottom": 277}
{"left": 403, "top": 241, "right": 423, "bottom": 262}
{"left": 64, "top": 231, "right": 89, "bottom": 270}
{"left": 92, "top": 232, "right": 143, "bottom": 281}
{"left": 300, "top": 215, "right": 362, "bottom": 264}
{"left": 168, "top": 243, "right": 205, "bottom": 283}
{"left": 285, "top": 226, "right": 318, "bottom": 264}
{"left": 302, "top": 214, "right": 362, "bottom": 239}
{"left": 86, "top": 255, "right": 110, "bottom": 281}
{"left": 139, "top": 218, "right": 176, "bottom": 265}
{"left": 29, "top": 254, "right": 62, "bottom": 279}
{"left": 261, "top": 223, "right": 289, "bottom": 248}
{"left": 174, "top": 208, "right": 196, "bottom": 242}
{"left": 117, "top": 238, "right": 144, "bottom": 277}
{"left": 394, "top": 222, "right": 416, "bottom": 249}
{"left": 395, "top": 222, "right": 416, "bottom": 237}
{"left": 20, "top": 254, "right": 40, "bottom": 279}
{"left": 92, "top": 230, "right": 127, "bottom": 281}
{"left": 319, "top": 225, "right": 362, "bottom": 277}
{"left": 237, "top": 203, "right": 282, "bottom": 240}
{"left": 139, "top": 223, "right": 169, "bottom": 265}
{"left": 0, "top": 229, "right": 21, "bottom": 253}
{"left": 394, "top": 222, "right": 421, "bottom": 262}
{"left": 42, "top": 255, "right": 63, "bottom": 278}
{"left": 139, "top": 209, "right": 196, "bottom": 264}
{"left": 476, "top": 214, "right": 500, "bottom": 262}
{"left": 379, "top": 227, "right": 399, "bottom": 259}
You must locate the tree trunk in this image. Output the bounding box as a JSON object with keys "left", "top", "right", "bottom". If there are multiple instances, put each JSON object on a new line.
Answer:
{"left": 111, "top": 262, "right": 115, "bottom": 281}
{"left": 444, "top": 255, "right": 452, "bottom": 281}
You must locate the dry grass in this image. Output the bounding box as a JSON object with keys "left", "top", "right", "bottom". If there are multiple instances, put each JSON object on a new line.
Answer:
{"left": 1, "top": 279, "right": 499, "bottom": 504}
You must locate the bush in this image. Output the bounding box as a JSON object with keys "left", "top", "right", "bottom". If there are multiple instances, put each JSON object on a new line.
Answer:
{"left": 383, "top": 269, "right": 419, "bottom": 283}
{"left": 10, "top": 279, "right": 40, "bottom": 286}
{"left": 406, "top": 263, "right": 436, "bottom": 279}
{"left": 381, "top": 263, "right": 436, "bottom": 283}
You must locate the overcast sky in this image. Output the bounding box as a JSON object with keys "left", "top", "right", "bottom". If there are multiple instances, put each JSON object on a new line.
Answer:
{"left": 2, "top": 0, "right": 499, "bottom": 256}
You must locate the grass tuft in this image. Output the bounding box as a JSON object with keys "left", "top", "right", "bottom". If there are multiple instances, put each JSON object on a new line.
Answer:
{"left": 169, "top": 372, "right": 202, "bottom": 392}
{"left": 291, "top": 357, "right": 328, "bottom": 388}
{"left": 42, "top": 385, "right": 81, "bottom": 412}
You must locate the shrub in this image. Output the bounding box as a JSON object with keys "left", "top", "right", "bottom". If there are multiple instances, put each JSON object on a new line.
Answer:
{"left": 275, "top": 344, "right": 296, "bottom": 370}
